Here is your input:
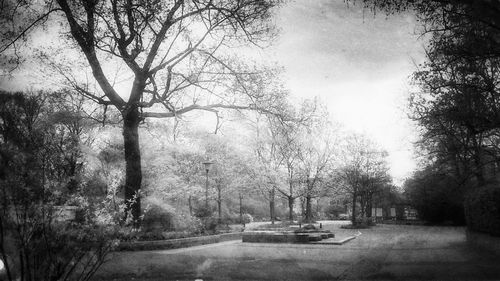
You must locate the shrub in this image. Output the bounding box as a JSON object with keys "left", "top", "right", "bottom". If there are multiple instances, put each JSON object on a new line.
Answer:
{"left": 1, "top": 200, "right": 121, "bottom": 281}
{"left": 174, "top": 213, "right": 204, "bottom": 234}
{"left": 196, "top": 217, "right": 217, "bottom": 233}
{"left": 224, "top": 213, "right": 253, "bottom": 224}
{"left": 324, "top": 204, "right": 345, "bottom": 219}
{"left": 142, "top": 199, "right": 204, "bottom": 235}
{"left": 405, "top": 169, "right": 466, "bottom": 225}
{"left": 0, "top": 91, "right": 122, "bottom": 281}
{"left": 141, "top": 203, "right": 175, "bottom": 232}
{"left": 464, "top": 184, "right": 500, "bottom": 236}
{"left": 193, "top": 205, "right": 214, "bottom": 219}
{"left": 242, "top": 213, "right": 253, "bottom": 224}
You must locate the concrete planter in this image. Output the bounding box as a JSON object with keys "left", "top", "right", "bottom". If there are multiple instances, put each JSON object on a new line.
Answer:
{"left": 242, "top": 231, "right": 334, "bottom": 243}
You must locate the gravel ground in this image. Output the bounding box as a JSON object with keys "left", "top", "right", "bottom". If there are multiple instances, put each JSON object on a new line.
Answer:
{"left": 92, "top": 222, "right": 500, "bottom": 281}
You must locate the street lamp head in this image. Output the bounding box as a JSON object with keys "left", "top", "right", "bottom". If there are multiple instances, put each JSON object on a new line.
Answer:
{"left": 202, "top": 161, "right": 213, "bottom": 172}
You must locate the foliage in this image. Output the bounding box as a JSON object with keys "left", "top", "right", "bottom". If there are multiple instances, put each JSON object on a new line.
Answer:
{"left": 193, "top": 204, "right": 214, "bottom": 219}
{"left": 324, "top": 204, "right": 345, "bottom": 218}
{"left": 357, "top": 0, "right": 500, "bottom": 232}
{"left": 0, "top": 0, "right": 284, "bottom": 223}
{"left": 296, "top": 102, "right": 338, "bottom": 222}
{"left": 203, "top": 134, "right": 252, "bottom": 219}
{"left": 251, "top": 98, "right": 331, "bottom": 222}
{"left": 0, "top": 91, "right": 121, "bottom": 281}
{"left": 142, "top": 198, "right": 203, "bottom": 234}
{"left": 242, "top": 213, "right": 254, "bottom": 224}
{"left": 464, "top": 184, "right": 500, "bottom": 236}
{"left": 141, "top": 141, "right": 204, "bottom": 206}
{"left": 355, "top": 0, "right": 500, "bottom": 40}
{"left": 335, "top": 134, "right": 391, "bottom": 224}
{"left": 220, "top": 213, "right": 253, "bottom": 225}
{"left": 409, "top": 17, "right": 500, "bottom": 185}
{"left": 404, "top": 167, "right": 466, "bottom": 225}
{"left": 141, "top": 203, "right": 175, "bottom": 232}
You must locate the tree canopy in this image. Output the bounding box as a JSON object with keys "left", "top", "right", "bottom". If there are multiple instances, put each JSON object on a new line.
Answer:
{"left": 1, "top": 0, "right": 283, "bottom": 223}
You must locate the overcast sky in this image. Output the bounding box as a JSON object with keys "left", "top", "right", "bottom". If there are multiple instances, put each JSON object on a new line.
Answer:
{"left": 0, "top": 0, "right": 427, "bottom": 185}
{"left": 260, "top": 0, "right": 427, "bottom": 184}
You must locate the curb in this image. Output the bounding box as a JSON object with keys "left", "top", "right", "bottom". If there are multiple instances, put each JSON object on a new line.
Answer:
{"left": 116, "top": 232, "right": 242, "bottom": 251}
{"left": 311, "top": 235, "right": 356, "bottom": 245}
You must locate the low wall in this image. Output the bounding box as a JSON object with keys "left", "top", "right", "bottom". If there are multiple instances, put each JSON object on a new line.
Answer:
{"left": 117, "top": 232, "right": 242, "bottom": 251}
{"left": 466, "top": 229, "right": 500, "bottom": 256}
{"left": 242, "top": 231, "right": 334, "bottom": 243}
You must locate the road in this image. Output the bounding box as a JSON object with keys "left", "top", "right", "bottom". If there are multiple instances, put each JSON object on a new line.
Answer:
{"left": 93, "top": 223, "right": 500, "bottom": 280}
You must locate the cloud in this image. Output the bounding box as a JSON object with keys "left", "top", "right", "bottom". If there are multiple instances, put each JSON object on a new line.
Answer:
{"left": 273, "top": 0, "right": 423, "bottom": 84}
{"left": 267, "top": 0, "right": 426, "bottom": 183}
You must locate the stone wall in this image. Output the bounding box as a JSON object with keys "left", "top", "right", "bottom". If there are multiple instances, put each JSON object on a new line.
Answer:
{"left": 117, "top": 232, "right": 242, "bottom": 251}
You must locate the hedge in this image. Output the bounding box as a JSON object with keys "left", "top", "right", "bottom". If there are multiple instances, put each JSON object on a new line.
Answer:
{"left": 464, "top": 184, "right": 500, "bottom": 236}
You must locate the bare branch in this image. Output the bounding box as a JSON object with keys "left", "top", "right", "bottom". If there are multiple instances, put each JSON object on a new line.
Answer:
{"left": 0, "top": 7, "right": 62, "bottom": 53}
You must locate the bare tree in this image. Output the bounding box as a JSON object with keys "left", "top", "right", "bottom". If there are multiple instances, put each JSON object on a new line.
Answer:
{"left": 250, "top": 99, "right": 322, "bottom": 221}
{"left": 297, "top": 122, "right": 338, "bottom": 222}
{"left": 336, "top": 134, "right": 390, "bottom": 225}
{"left": 252, "top": 116, "right": 284, "bottom": 224}
{"left": 0, "top": 0, "right": 281, "bottom": 224}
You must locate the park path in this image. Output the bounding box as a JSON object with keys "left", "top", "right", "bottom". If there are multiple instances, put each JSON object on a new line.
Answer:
{"left": 93, "top": 224, "right": 500, "bottom": 280}
{"left": 334, "top": 225, "right": 497, "bottom": 280}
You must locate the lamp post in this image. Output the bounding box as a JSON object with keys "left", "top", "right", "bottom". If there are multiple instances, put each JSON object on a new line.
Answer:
{"left": 202, "top": 160, "right": 213, "bottom": 209}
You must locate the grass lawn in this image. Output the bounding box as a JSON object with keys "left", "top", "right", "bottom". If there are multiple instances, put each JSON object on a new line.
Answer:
{"left": 93, "top": 222, "right": 500, "bottom": 280}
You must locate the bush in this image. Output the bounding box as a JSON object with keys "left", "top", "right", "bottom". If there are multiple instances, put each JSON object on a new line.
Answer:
{"left": 405, "top": 169, "right": 466, "bottom": 225}
{"left": 0, "top": 91, "right": 123, "bottom": 281}
{"left": 223, "top": 213, "right": 253, "bottom": 224}
{"left": 2, "top": 201, "right": 121, "bottom": 281}
{"left": 464, "top": 184, "right": 500, "bottom": 236}
{"left": 175, "top": 213, "right": 204, "bottom": 234}
{"left": 242, "top": 213, "right": 253, "bottom": 224}
{"left": 142, "top": 203, "right": 175, "bottom": 232}
{"left": 142, "top": 199, "right": 204, "bottom": 234}
{"left": 324, "top": 204, "right": 345, "bottom": 219}
{"left": 193, "top": 205, "right": 214, "bottom": 219}
{"left": 202, "top": 217, "right": 221, "bottom": 233}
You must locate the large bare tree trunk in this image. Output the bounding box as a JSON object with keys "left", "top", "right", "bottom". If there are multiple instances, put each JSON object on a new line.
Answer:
{"left": 270, "top": 187, "right": 275, "bottom": 225}
{"left": 366, "top": 199, "right": 373, "bottom": 218}
{"left": 217, "top": 186, "right": 222, "bottom": 220}
{"left": 239, "top": 194, "right": 243, "bottom": 222}
{"left": 305, "top": 194, "right": 312, "bottom": 222}
{"left": 351, "top": 191, "right": 357, "bottom": 225}
{"left": 473, "top": 144, "right": 485, "bottom": 186}
{"left": 188, "top": 195, "right": 193, "bottom": 216}
{"left": 359, "top": 194, "right": 367, "bottom": 220}
{"left": 269, "top": 201, "right": 274, "bottom": 224}
{"left": 123, "top": 107, "right": 142, "bottom": 226}
{"left": 288, "top": 196, "right": 294, "bottom": 221}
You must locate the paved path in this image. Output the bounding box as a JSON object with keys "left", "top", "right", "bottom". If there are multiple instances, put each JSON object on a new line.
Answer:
{"left": 93, "top": 224, "right": 500, "bottom": 280}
